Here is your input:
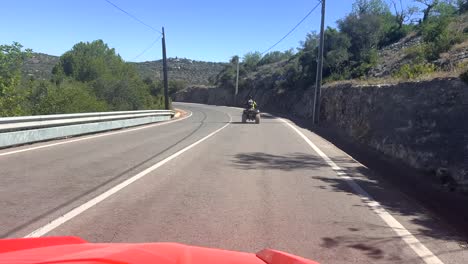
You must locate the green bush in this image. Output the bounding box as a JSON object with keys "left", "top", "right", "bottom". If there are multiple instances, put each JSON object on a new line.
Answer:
{"left": 420, "top": 9, "right": 464, "bottom": 60}
{"left": 404, "top": 44, "right": 427, "bottom": 64}
{"left": 258, "top": 50, "right": 294, "bottom": 66}
{"left": 53, "top": 40, "right": 165, "bottom": 111}
{"left": 393, "top": 63, "right": 436, "bottom": 79}
{"left": 168, "top": 80, "right": 187, "bottom": 96}
{"left": 352, "top": 48, "right": 379, "bottom": 77}
{"left": 2, "top": 40, "right": 171, "bottom": 117}
{"left": 380, "top": 24, "right": 411, "bottom": 47}
{"left": 30, "top": 81, "right": 108, "bottom": 115}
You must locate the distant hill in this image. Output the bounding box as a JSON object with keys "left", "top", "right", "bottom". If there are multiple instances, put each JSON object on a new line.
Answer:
{"left": 22, "top": 53, "right": 59, "bottom": 80}
{"left": 130, "top": 58, "right": 226, "bottom": 85}
{"left": 22, "top": 53, "right": 225, "bottom": 85}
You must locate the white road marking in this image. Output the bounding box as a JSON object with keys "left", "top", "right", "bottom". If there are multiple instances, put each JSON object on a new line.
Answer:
{"left": 24, "top": 113, "right": 231, "bottom": 238}
{"left": 280, "top": 119, "right": 444, "bottom": 264}
{"left": 0, "top": 111, "right": 193, "bottom": 157}
{"left": 175, "top": 102, "right": 243, "bottom": 110}
{"left": 227, "top": 106, "right": 244, "bottom": 110}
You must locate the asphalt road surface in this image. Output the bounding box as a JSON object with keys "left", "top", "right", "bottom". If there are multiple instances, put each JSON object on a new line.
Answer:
{"left": 1, "top": 103, "right": 467, "bottom": 264}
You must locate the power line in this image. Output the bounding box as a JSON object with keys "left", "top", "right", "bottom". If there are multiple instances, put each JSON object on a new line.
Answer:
{"left": 130, "top": 35, "right": 162, "bottom": 61}
{"left": 104, "top": 0, "right": 162, "bottom": 34}
{"left": 261, "top": 0, "right": 322, "bottom": 55}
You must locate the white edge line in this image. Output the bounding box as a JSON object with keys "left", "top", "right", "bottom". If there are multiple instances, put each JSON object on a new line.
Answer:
{"left": 175, "top": 102, "right": 244, "bottom": 110}
{"left": 280, "top": 118, "right": 444, "bottom": 264}
{"left": 0, "top": 111, "right": 193, "bottom": 157}
{"left": 227, "top": 106, "right": 244, "bottom": 110}
{"left": 24, "top": 113, "right": 231, "bottom": 238}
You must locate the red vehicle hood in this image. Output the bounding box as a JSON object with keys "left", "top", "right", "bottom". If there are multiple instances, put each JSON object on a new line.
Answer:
{"left": 0, "top": 236, "right": 319, "bottom": 264}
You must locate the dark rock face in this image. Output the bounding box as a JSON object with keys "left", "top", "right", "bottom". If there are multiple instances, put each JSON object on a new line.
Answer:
{"left": 320, "top": 79, "right": 468, "bottom": 188}
{"left": 175, "top": 79, "right": 468, "bottom": 188}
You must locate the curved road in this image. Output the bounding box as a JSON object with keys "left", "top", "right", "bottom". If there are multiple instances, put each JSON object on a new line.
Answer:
{"left": 0, "top": 103, "right": 466, "bottom": 264}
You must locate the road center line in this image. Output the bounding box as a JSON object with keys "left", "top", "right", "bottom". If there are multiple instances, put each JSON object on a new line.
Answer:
{"left": 24, "top": 113, "right": 231, "bottom": 238}
{"left": 0, "top": 111, "right": 193, "bottom": 157}
{"left": 280, "top": 118, "right": 444, "bottom": 264}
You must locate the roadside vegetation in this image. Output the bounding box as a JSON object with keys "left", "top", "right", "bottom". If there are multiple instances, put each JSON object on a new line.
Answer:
{"left": 0, "top": 40, "right": 173, "bottom": 117}
{"left": 2, "top": 1, "right": 467, "bottom": 117}
{"left": 215, "top": 0, "right": 468, "bottom": 90}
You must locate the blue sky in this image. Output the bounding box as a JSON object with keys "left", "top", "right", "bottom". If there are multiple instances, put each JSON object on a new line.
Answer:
{"left": 1, "top": 0, "right": 417, "bottom": 62}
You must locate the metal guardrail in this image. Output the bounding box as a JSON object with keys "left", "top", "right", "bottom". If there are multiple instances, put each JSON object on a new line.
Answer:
{"left": 0, "top": 110, "right": 175, "bottom": 148}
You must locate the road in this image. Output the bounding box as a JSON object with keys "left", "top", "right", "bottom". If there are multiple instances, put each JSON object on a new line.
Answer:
{"left": 0, "top": 103, "right": 467, "bottom": 264}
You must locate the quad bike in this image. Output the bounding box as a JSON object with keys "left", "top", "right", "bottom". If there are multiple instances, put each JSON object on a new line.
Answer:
{"left": 242, "top": 108, "right": 261, "bottom": 124}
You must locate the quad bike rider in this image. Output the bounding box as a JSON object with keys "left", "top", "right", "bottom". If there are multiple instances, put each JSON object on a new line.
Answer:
{"left": 242, "top": 97, "right": 261, "bottom": 124}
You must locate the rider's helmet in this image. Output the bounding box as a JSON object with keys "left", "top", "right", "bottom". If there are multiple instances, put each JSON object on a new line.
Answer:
{"left": 247, "top": 98, "right": 254, "bottom": 108}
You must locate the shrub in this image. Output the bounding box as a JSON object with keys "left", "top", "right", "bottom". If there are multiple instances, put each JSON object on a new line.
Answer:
{"left": 421, "top": 13, "right": 464, "bottom": 60}
{"left": 30, "top": 81, "right": 108, "bottom": 115}
{"left": 380, "top": 24, "right": 411, "bottom": 47}
{"left": 352, "top": 49, "right": 379, "bottom": 77}
{"left": 393, "top": 63, "right": 436, "bottom": 79}
{"left": 404, "top": 44, "right": 427, "bottom": 64}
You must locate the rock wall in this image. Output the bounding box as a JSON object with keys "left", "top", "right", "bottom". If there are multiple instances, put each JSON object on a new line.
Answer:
{"left": 174, "top": 78, "right": 468, "bottom": 187}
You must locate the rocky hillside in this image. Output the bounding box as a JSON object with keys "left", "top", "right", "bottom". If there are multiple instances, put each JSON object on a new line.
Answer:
{"left": 130, "top": 58, "right": 225, "bottom": 85}
{"left": 369, "top": 13, "right": 468, "bottom": 77}
{"left": 21, "top": 54, "right": 225, "bottom": 85}
{"left": 368, "top": 35, "right": 468, "bottom": 78}
{"left": 22, "top": 53, "right": 59, "bottom": 80}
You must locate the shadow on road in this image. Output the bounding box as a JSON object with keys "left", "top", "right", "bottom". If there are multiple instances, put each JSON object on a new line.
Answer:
{"left": 257, "top": 110, "right": 468, "bottom": 246}
{"left": 231, "top": 149, "right": 468, "bottom": 256}
{"left": 314, "top": 171, "right": 467, "bottom": 244}
{"left": 321, "top": 233, "right": 409, "bottom": 262}
{"left": 232, "top": 152, "right": 327, "bottom": 171}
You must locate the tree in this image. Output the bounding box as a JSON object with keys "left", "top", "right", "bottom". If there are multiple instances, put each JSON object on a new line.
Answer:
{"left": 352, "top": 0, "right": 391, "bottom": 15}
{"left": 258, "top": 50, "right": 294, "bottom": 66}
{"left": 143, "top": 77, "right": 162, "bottom": 96}
{"left": 214, "top": 56, "right": 240, "bottom": 89}
{"left": 415, "top": 0, "right": 440, "bottom": 22}
{"left": 300, "top": 31, "right": 320, "bottom": 51}
{"left": 30, "top": 81, "right": 108, "bottom": 114}
{"left": 0, "top": 42, "right": 31, "bottom": 116}
{"left": 415, "top": 0, "right": 461, "bottom": 60}
{"left": 53, "top": 40, "right": 124, "bottom": 83}
{"left": 53, "top": 40, "right": 161, "bottom": 111}
{"left": 242, "top": 51, "right": 262, "bottom": 71}
{"left": 390, "top": 0, "right": 418, "bottom": 28}
{"left": 298, "top": 32, "right": 320, "bottom": 84}
{"left": 459, "top": 0, "right": 468, "bottom": 12}
{"left": 168, "top": 80, "right": 187, "bottom": 96}
{"left": 432, "top": 0, "right": 459, "bottom": 17}
{"left": 322, "top": 28, "right": 351, "bottom": 78}
{"left": 338, "top": 13, "right": 382, "bottom": 59}
{"left": 230, "top": 55, "right": 240, "bottom": 65}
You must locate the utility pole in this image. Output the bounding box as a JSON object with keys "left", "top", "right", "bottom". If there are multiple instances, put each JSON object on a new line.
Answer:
{"left": 312, "top": 0, "right": 326, "bottom": 124}
{"left": 235, "top": 56, "right": 240, "bottom": 99}
{"left": 162, "top": 27, "right": 169, "bottom": 110}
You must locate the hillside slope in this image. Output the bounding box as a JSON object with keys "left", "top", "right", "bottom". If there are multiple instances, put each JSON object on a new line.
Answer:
{"left": 130, "top": 58, "right": 225, "bottom": 85}
{"left": 21, "top": 54, "right": 225, "bottom": 86}
{"left": 21, "top": 53, "right": 59, "bottom": 80}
